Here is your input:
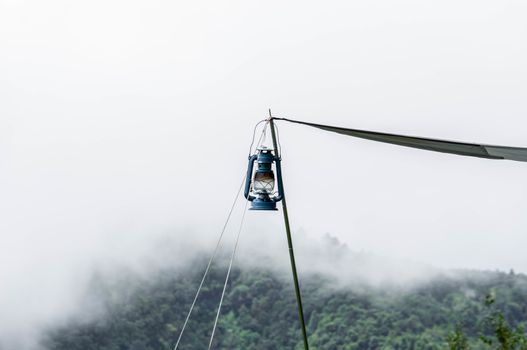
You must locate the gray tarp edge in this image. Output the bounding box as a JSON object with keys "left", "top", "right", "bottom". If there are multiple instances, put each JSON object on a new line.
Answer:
{"left": 273, "top": 117, "right": 527, "bottom": 162}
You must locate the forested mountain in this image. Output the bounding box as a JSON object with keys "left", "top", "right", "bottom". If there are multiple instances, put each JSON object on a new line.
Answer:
{"left": 42, "top": 255, "right": 527, "bottom": 350}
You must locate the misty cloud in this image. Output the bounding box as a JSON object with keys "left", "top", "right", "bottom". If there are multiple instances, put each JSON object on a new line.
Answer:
{"left": 2, "top": 0, "right": 527, "bottom": 348}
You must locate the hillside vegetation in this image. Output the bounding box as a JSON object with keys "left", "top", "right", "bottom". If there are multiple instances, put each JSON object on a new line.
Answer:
{"left": 41, "top": 256, "right": 527, "bottom": 350}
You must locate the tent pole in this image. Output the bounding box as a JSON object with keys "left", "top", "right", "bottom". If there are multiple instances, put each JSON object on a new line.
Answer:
{"left": 269, "top": 117, "right": 310, "bottom": 350}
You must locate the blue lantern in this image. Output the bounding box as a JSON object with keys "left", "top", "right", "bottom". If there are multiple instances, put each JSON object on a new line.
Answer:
{"left": 244, "top": 146, "right": 284, "bottom": 210}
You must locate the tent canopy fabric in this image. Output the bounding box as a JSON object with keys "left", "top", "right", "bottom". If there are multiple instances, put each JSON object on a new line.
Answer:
{"left": 273, "top": 118, "right": 527, "bottom": 162}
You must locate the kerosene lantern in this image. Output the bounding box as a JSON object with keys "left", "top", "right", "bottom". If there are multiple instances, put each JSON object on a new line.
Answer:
{"left": 244, "top": 146, "right": 284, "bottom": 210}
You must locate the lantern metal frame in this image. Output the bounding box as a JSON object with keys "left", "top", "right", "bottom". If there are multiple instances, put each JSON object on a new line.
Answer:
{"left": 244, "top": 147, "right": 284, "bottom": 210}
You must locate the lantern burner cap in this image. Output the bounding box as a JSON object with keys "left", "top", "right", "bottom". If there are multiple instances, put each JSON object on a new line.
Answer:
{"left": 257, "top": 146, "right": 274, "bottom": 152}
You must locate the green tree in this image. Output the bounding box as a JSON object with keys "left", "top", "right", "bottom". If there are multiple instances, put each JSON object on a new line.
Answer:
{"left": 448, "top": 326, "right": 470, "bottom": 350}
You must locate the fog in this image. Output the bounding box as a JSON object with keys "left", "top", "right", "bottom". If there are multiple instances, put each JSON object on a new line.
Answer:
{"left": 1, "top": 0, "right": 527, "bottom": 348}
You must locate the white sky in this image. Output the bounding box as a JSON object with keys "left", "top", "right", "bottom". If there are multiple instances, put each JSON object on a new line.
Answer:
{"left": 1, "top": 0, "right": 527, "bottom": 347}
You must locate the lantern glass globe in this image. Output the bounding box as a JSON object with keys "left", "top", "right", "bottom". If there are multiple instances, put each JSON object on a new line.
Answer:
{"left": 253, "top": 171, "right": 275, "bottom": 194}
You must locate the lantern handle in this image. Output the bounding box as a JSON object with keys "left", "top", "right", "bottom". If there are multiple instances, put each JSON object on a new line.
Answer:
{"left": 244, "top": 154, "right": 258, "bottom": 201}
{"left": 272, "top": 156, "right": 284, "bottom": 203}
